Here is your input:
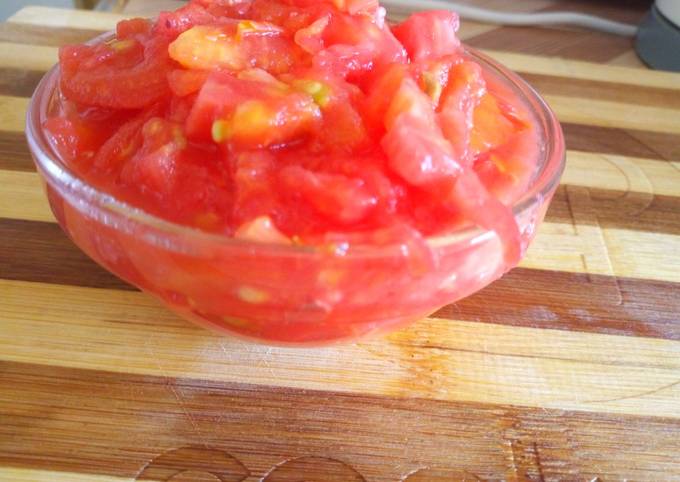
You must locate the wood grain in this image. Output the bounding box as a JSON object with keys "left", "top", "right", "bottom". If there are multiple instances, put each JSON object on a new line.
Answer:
{"left": 8, "top": 6, "right": 127, "bottom": 31}
{"left": 3, "top": 279, "right": 680, "bottom": 418}
{"left": 0, "top": 67, "right": 45, "bottom": 97}
{"left": 0, "top": 131, "right": 32, "bottom": 172}
{"left": 0, "top": 171, "right": 53, "bottom": 222}
{"left": 4, "top": 218, "right": 680, "bottom": 341}
{"left": 521, "top": 72, "right": 680, "bottom": 110}
{"left": 562, "top": 123, "right": 680, "bottom": 161}
{"left": 0, "top": 95, "right": 28, "bottom": 133}
{"left": 2, "top": 2, "right": 680, "bottom": 480}
{"left": 481, "top": 48, "right": 680, "bottom": 90}
{"left": 2, "top": 360, "right": 680, "bottom": 482}
{"left": 0, "top": 218, "right": 133, "bottom": 290}
{"left": 0, "top": 22, "right": 101, "bottom": 47}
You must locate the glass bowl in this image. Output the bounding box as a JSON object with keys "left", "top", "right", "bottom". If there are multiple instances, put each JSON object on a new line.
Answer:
{"left": 25, "top": 40, "right": 565, "bottom": 346}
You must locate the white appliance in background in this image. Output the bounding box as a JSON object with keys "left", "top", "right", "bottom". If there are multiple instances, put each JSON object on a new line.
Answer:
{"left": 636, "top": 0, "right": 680, "bottom": 71}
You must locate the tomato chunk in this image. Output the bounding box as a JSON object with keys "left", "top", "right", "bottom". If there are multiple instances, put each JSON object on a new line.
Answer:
{"left": 393, "top": 11, "right": 461, "bottom": 62}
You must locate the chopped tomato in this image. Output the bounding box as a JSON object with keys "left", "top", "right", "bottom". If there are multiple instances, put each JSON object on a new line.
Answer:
{"left": 186, "top": 70, "right": 321, "bottom": 148}
{"left": 393, "top": 11, "right": 461, "bottom": 62}
{"left": 117, "top": 18, "right": 152, "bottom": 40}
{"left": 59, "top": 35, "right": 172, "bottom": 109}
{"left": 438, "top": 60, "right": 486, "bottom": 164}
{"left": 46, "top": 0, "right": 545, "bottom": 344}
{"left": 280, "top": 165, "right": 378, "bottom": 224}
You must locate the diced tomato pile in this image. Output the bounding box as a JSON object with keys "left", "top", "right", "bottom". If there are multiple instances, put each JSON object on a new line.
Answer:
{"left": 46, "top": 0, "right": 538, "bottom": 263}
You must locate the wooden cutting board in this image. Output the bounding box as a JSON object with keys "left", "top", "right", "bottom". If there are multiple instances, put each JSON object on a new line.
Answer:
{"left": 2, "top": 3, "right": 680, "bottom": 481}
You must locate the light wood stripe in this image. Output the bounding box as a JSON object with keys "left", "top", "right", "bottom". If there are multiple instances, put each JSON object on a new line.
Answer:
{"left": 564, "top": 150, "right": 680, "bottom": 197}
{"left": 0, "top": 95, "right": 28, "bottom": 133}
{"left": 0, "top": 170, "right": 53, "bottom": 223}
{"left": 482, "top": 49, "right": 680, "bottom": 92}
{"left": 8, "top": 6, "right": 127, "bottom": 32}
{"left": 523, "top": 225, "right": 680, "bottom": 282}
{"left": 0, "top": 42, "right": 56, "bottom": 71}
{"left": 545, "top": 94, "right": 680, "bottom": 135}
{"left": 0, "top": 22, "right": 100, "bottom": 47}
{"left": 0, "top": 468, "right": 131, "bottom": 482}
{"left": 1, "top": 279, "right": 679, "bottom": 418}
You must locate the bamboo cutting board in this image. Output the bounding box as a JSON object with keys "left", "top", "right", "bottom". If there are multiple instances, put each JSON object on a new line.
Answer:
{"left": 2, "top": 3, "right": 680, "bottom": 481}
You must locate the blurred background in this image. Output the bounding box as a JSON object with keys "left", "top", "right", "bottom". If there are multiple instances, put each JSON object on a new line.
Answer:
{"left": 0, "top": 0, "right": 170, "bottom": 20}
{"left": 0, "top": 0, "right": 656, "bottom": 20}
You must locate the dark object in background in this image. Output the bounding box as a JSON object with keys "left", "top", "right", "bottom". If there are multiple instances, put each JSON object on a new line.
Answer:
{"left": 636, "top": 0, "right": 680, "bottom": 72}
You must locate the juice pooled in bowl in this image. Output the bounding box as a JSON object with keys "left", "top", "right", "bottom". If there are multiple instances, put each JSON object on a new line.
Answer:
{"left": 35, "top": 0, "right": 561, "bottom": 344}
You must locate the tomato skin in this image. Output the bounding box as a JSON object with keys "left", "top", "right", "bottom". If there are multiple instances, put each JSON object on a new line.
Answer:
{"left": 117, "top": 18, "right": 152, "bottom": 40}
{"left": 153, "top": 3, "right": 217, "bottom": 39}
{"left": 393, "top": 11, "right": 461, "bottom": 62}
{"left": 92, "top": 106, "right": 159, "bottom": 175}
{"left": 382, "top": 113, "right": 461, "bottom": 188}
{"left": 43, "top": 0, "right": 548, "bottom": 344}
{"left": 44, "top": 117, "right": 102, "bottom": 169}
{"left": 51, "top": 0, "right": 536, "bottom": 259}
{"left": 314, "top": 13, "right": 406, "bottom": 79}
{"left": 59, "top": 35, "right": 173, "bottom": 109}
{"left": 448, "top": 169, "right": 521, "bottom": 265}
{"left": 186, "top": 70, "right": 321, "bottom": 148}
{"left": 438, "top": 60, "right": 486, "bottom": 165}
{"left": 280, "top": 165, "right": 378, "bottom": 225}
{"left": 167, "top": 69, "right": 210, "bottom": 97}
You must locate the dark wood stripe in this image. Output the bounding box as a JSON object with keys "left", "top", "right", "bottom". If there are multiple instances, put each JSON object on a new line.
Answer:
{"left": 545, "top": 184, "right": 680, "bottom": 237}
{"left": 0, "top": 218, "right": 134, "bottom": 291}
{"left": 0, "top": 131, "right": 34, "bottom": 172}
{"left": 2, "top": 216, "right": 680, "bottom": 340}
{"left": 521, "top": 72, "right": 680, "bottom": 110}
{"left": 0, "top": 66, "right": 45, "bottom": 97}
{"left": 442, "top": 267, "right": 680, "bottom": 341}
{"left": 622, "top": 128, "right": 680, "bottom": 163}
{"left": 0, "top": 22, "right": 103, "bottom": 47}
{"left": 1, "top": 361, "right": 679, "bottom": 481}
{"left": 466, "top": 25, "right": 636, "bottom": 64}
{"left": 465, "top": 0, "right": 647, "bottom": 63}
{"left": 562, "top": 123, "right": 680, "bottom": 161}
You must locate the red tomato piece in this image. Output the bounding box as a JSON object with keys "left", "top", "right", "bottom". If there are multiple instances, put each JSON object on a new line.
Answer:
{"left": 280, "top": 165, "right": 378, "bottom": 224}
{"left": 116, "top": 18, "right": 152, "bottom": 40}
{"left": 314, "top": 12, "right": 406, "bottom": 78}
{"left": 438, "top": 60, "right": 486, "bottom": 164}
{"left": 168, "top": 69, "right": 210, "bottom": 97}
{"left": 59, "top": 35, "right": 173, "bottom": 109}
{"left": 153, "top": 2, "right": 217, "bottom": 39}
{"left": 448, "top": 169, "right": 521, "bottom": 265}
{"left": 186, "top": 70, "right": 321, "bottom": 148}
{"left": 93, "top": 107, "right": 158, "bottom": 175}
{"left": 382, "top": 113, "right": 461, "bottom": 188}
{"left": 393, "top": 11, "right": 461, "bottom": 62}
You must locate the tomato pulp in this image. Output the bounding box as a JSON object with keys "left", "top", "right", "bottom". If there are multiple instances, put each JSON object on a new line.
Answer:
{"left": 44, "top": 0, "right": 543, "bottom": 344}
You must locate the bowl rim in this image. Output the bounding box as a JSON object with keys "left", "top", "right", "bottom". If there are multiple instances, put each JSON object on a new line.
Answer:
{"left": 25, "top": 35, "right": 565, "bottom": 256}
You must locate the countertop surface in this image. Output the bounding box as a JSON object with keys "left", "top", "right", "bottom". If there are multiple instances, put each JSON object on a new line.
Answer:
{"left": 2, "top": 2, "right": 680, "bottom": 481}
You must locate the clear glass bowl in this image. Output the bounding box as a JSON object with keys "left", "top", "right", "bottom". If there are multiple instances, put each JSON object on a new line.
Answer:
{"left": 26, "top": 43, "right": 565, "bottom": 346}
